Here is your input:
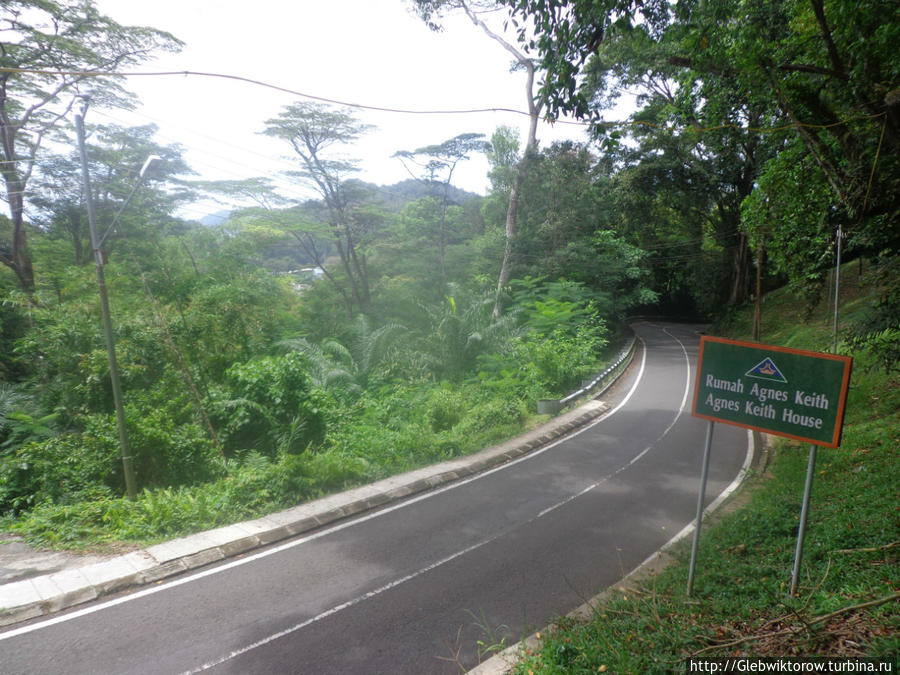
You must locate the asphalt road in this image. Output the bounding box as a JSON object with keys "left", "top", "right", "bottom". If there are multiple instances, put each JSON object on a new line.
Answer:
{"left": 1, "top": 322, "right": 748, "bottom": 674}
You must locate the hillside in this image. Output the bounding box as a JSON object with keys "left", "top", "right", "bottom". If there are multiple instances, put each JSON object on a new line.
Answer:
{"left": 508, "top": 261, "right": 900, "bottom": 672}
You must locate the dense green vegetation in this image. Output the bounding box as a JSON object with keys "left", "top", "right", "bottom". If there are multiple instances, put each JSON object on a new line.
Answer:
{"left": 0, "top": 173, "right": 626, "bottom": 546}
{"left": 508, "top": 263, "right": 900, "bottom": 671}
{"left": 1, "top": 0, "right": 897, "bottom": 562}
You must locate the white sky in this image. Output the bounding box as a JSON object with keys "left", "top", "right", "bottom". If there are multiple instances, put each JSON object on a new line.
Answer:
{"left": 90, "top": 0, "right": 597, "bottom": 221}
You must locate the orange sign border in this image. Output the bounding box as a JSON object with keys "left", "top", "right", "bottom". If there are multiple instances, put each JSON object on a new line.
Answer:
{"left": 692, "top": 336, "right": 854, "bottom": 448}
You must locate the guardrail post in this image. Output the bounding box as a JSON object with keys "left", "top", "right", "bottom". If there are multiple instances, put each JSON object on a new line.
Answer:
{"left": 537, "top": 399, "right": 562, "bottom": 415}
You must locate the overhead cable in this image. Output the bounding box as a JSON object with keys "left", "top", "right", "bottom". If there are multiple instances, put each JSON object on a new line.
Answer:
{"left": 0, "top": 66, "right": 887, "bottom": 135}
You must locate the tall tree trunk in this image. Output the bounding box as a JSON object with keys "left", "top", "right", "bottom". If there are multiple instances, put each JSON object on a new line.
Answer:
{"left": 487, "top": 39, "right": 542, "bottom": 316}
{"left": 493, "top": 167, "right": 523, "bottom": 317}
{"left": 729, "top": 232, "right": 753, "bottom": 306}
{"left": 343, "top": 220, "right": 370, "bottom": 312}
{"left": 438, "top": 197, "right": 448, "bottom": 287}
{"left": 768, "top": 70, "right": 852, "bottom": 207}
{"left": 290, "top": 230, "right": 354, "bottom": 317}
{"left": 0, "top": 171, "right": 35, "bottom": 293}
{"left": 753, "top": 237, "right": 765, "bottom": 341}
{"left": 10, "top": 214, "right": 35, "bottom": 294}
{"left": 332, "top": 232, "right": 362, "bottom": 316}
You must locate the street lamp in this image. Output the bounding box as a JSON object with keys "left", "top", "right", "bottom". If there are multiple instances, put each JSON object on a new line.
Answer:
{"left": 99, "top": 154, "right": 162, "bottom": 249}
{"left": 75, "top": 100, "right": 160, "bottom": 501}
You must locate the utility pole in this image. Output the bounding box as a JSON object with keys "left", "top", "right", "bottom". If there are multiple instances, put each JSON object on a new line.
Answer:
{"left": 75, "top": 101, "right": 138, "bottom": 501}
{"left": 833, "top": 225, "right": 843, "bottom": 354}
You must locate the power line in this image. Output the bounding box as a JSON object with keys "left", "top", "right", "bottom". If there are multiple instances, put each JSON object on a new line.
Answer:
{"left": 1, "top": 65, "right": 885, "bottom": 136}
{"left": 0, "top": 66, "right": 566, "bottom": 123}
{"left": 84, "top": 108, "right": 364, "bottom": 204}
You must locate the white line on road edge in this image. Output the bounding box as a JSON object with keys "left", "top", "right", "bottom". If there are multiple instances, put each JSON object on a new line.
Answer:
{"left": 468, "top": 433, "right": 756, "bottom": 675}
{"left": 0, "top": 340, "right": 650, "bottom": 644}
{"left": 5, "top": 324, "right": 703, "bottom": 675}
{"left": 639, "top": 428, "right": 756, "bottom": 567}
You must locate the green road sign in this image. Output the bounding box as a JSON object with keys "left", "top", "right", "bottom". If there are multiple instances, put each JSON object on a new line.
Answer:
{"left": 692, "top": 336, "right": 853, "bottom": 447}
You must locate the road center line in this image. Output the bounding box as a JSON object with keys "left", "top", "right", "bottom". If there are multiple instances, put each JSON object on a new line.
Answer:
{"left": 184, "top": 331, "right": 697, "bottom": 672}
{"left": 178, "top": 533, "right": 502, "bottom": 674}
{"left": 3, "top": 334, "right": 657, "bottom": 646}
{"left": 537, "top": 328, "right": 693, "bottom": 517}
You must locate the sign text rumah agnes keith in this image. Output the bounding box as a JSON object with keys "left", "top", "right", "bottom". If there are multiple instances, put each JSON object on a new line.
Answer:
{"left": 692, "top": 337, "right": 852, "bottom": 448}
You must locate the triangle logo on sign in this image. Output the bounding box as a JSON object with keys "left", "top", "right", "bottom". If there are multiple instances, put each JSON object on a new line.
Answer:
{"left": 745, "top": 357, "right": 788, "bottom": 383}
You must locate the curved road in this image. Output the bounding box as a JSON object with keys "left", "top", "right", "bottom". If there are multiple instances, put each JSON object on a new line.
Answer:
{"left": 1, "top": 322, "right": 748, "bottom": 674}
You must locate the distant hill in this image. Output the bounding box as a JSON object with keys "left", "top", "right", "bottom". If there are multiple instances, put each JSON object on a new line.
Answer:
{"left": 373, "top": 179, "right": 480, "bottom": 212}
{"left": 192, "top": 180, "right": 478, "bottom": 227}
{"left": 198, "top": 210, "right": 231, "bottom": 226}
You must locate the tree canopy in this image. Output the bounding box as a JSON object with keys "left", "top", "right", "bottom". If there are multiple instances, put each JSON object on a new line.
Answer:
{"left": 0, "top": 0, "right": 182, "bottom": 292}
{"left": 496, "top": 0, "right": 899, "bottom": 260}
{"left": 1, "top": 0, "right": 897, "bottom": 550}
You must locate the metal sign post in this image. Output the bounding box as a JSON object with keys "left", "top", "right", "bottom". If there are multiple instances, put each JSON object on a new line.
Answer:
{"left": 687, "top": 420, "right": 715, "bottom": 596}
{"left": 690, "top": 336, "right": 852, "bottom": 595}
{"left": 791, "top": 444, "right": 818, "bottom": 595}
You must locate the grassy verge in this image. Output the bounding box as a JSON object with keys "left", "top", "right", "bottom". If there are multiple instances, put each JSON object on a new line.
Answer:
{"left": 510, "top": 267, "right": 899, "bottom": 673}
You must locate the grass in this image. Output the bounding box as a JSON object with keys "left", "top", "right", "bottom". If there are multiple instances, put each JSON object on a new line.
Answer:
{"left": 509, "top": 262, "right": 900, "bottom": 673}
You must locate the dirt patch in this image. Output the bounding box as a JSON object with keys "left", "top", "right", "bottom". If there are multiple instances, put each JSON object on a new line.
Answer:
{"left": 0, "top": 535, "right": 122, "bottom": 584}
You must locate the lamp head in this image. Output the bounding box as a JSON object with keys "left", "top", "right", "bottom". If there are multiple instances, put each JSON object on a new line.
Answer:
{"left": 140, "top": 155, "right": 163, "bottom": 178}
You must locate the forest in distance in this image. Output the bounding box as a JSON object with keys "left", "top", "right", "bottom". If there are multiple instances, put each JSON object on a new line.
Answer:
{"left": 0, "top": 0, "right": 898, "bottom": 546}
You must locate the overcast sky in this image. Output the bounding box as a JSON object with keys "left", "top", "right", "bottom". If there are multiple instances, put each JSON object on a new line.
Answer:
{"left": 90, "top": 0, "right": 596, "bottom": 220}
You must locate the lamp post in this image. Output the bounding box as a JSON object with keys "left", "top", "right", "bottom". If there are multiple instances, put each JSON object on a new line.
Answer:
{"left": 832, "top": 225, "right": 843, "bottom": 354}
{"left": 75, "top": 101, "right": 160, "bottom": 501}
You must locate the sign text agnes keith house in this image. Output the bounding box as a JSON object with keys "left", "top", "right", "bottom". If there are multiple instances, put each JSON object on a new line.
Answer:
{"left": 692, "top": 336, "right": 853, "bottom": 448}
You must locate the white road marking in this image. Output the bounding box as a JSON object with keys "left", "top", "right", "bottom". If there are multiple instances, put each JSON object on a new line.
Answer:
{"left": 179, "top": 535, "right": 503, "bottom": 674}
{"left": 536, "top": 328, "right": 692, "bottom": 521}
{"left": 179, "top": 329, "right": 699, "bottom": 674}
{"left": 5, "top": 323, "right": 729, "bottom": 675}
{"left": 0, "top": 337, "right": 650, "bottom": 644}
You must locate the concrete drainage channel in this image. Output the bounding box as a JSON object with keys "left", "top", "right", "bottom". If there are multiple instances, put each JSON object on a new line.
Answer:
{"left": 0, "top": 338, "right": 639, "bottom": 629}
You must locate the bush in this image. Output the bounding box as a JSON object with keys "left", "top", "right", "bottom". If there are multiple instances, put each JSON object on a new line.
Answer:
{"left": 518, "top": 325, "right": 605, "bottom": 392}
{"left": 82, "top": 409, "right": 223, "bottom": 492}
{"left": 456, "top": 397, "right": 525, "bottom": 436}
{"left": 478, "top": 323, "right": 607, "bottom": 400}
{"left": 845, "top": 264, "right": 900, "bottom": 372}
{"left": 212, "top": 353, "right": 328, "bottom": 456}
{"left": 0, "top": 434, "right": 116, "bottom": 515}
{"left": 425, "top": 386, "right": 464, "bottom": 432}
{"left": 3, "top": 448, "right": 370, "bottom": 546}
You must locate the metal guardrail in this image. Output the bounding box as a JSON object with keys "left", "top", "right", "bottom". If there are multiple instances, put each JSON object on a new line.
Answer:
{"left": 537, "top": 330, "right": 637, "bottom": 415}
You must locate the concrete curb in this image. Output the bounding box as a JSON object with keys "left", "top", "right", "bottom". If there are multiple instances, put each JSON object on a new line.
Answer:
{"left": 466, "top": 429, "right": 765, "bottom": 675}
{"left": 0, "top": 394, "right": 622, "bottom": 628}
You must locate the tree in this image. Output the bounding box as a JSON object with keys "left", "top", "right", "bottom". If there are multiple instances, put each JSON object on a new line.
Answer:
{"left": 192, "top": 177, "right": 289, "bottom": 212}
{"left": 0, "top": 0, "right": 182, "bottom": 292}
{"left": 485, "top": 125, "right": 520, "bottom": 193}
{"left": 280, "top": 314, "right": 407, "bottom": 396}
{"left": 261, "top": 102, "right": 374, "bottom": 315}
{"left": 420, "top": 284, "right": 522, "bottom": 380}
{"left": 573, "top": 3, "right": 787, "bottom": 309}
{"left": 394, "top": 132, "right": 488, "bottom": 284}
{"left": 409, "top": 0, "right": 544, "bottom": 316}
{"left": 32, "top": 123, "right": 192, "bottom": 265}
{"left": 496, "top": 0, "right": 900, "bottom": 260}
{"left": 500, "top": 141, "right": 658, "bottom": 316}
